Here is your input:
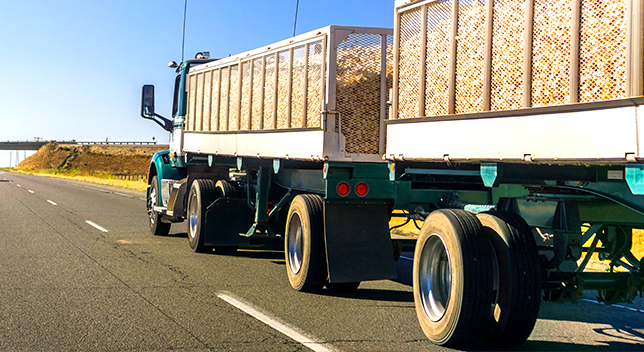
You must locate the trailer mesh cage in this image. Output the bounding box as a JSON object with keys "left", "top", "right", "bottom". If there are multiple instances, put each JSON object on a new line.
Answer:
{"left": 393, "top": 0, "right": 643, "bottom": 119}
{"left": 185, "top": 26, "right": 393, "bottom": 156}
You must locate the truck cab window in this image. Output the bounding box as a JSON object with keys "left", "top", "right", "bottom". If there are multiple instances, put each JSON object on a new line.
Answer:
{"left": 172, "top": 75, "right": 181, "bottom": 117}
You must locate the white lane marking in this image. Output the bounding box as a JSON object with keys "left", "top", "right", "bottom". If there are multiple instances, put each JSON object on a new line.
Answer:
{"left": 581, "top": 298, "right": 644, "bottom": 314}
{"left": 17, "top": 184, "right": 21, "bottom": 187}
{"left": 86, "top": 221, "right": 109, "bottom": 233}
{"left": 218, "top": 293, "right": 335, "bottom": 352}
{"left": 47, "top": 200, "right": 57, "bottom": 206}
{"left": 400, "top": 255, "right": 414, "bottom": 261}
{"left": 28, "top": 190, "right": 34, "bottom": 194}
{"left": 113, "top": 192, "right": 135, "bottom": 198}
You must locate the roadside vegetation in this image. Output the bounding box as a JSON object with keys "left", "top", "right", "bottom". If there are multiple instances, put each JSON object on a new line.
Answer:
{"left": 3, "top": 167, "right": 147, "bottom": 191}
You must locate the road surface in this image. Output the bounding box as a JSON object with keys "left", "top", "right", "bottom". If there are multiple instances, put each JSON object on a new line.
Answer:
{"left": 1, "top": 171, "right": 642, "bottom": 351}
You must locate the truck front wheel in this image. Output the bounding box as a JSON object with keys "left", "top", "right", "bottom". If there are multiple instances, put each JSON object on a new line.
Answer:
{"left": 413, "top": 209, "right": 494, "bottom": 348}
{"left": 147, "top": 176, "right": 171, "bottom": 236}
{"left": 285, "top": 194, "right": 327, "bottom": 292}
{"left": 187, "top": 179, "right": 217, "bottom": 253}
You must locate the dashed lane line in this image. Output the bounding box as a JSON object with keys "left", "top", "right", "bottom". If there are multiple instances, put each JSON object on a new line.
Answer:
{"left": 47, "top": 200, "right": 57, "bottom": 206}
{"left": 218, "top": 293, "right": 336, "bottom": 352}
{"left": 581, "top": 298, "right": 644, "bottom": 314}
{"left": 28, "top": 190, "right": 34, "bottom": 194}
{"left": 86, "top": 220, "right": 109, "bottom": 233}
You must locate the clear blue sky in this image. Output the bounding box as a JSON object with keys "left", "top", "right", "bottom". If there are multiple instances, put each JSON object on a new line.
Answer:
{"left": 0, "top": 0, "right": 395, "bottom": 167}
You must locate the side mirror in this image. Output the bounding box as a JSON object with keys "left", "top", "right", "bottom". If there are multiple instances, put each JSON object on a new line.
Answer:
{"left": 141, "top": 85, "right": 156, "bottom": 118}
{"left": 140, "top": 84, "right": 173, "bottom": 132}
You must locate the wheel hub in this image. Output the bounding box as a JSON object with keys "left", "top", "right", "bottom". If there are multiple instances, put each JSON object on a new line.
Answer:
{"left": 148, "top": 188, "right": 156, "bottom": 224}
{"left": 419, "top": 234, "right": 452, "bottom": 322}
{"left": 287, "top": 213, "right": 304, "bottom": 274}
{"left": 188, "top": 193, "right": 198, "bottom": 239}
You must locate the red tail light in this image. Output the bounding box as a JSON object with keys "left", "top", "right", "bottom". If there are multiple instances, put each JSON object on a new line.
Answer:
{"left": 337, "top": 182, "right": 350, "bottom": 196}
{"left": 355, "top": 182, "right": 369, "bottom": 197}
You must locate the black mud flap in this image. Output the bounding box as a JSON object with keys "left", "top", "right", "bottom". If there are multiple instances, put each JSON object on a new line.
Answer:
{"left": 324, "top": 202, "right": 398, "bottom": 283}
{"left": 204, "top": 198, "right": 253, "bottom": 247}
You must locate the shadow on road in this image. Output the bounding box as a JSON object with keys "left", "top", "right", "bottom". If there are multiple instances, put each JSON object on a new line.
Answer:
{"left": 315, "top": 288, "right": 414, "bottom": 303}
{"left": 233, "top": 249, "right": 284, "bottom": 260}
{"left": 469, "top": 341, "right": 643, "bottom": 352}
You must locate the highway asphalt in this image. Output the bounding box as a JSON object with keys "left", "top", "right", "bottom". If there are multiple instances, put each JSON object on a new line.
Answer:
{"left": 0, "top": 171, "right": 643, "bottom": 351}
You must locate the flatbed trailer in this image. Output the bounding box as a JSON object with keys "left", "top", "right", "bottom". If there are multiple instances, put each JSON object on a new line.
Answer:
{"left": 139, "top": 0, "right": 644, "bottom": 348}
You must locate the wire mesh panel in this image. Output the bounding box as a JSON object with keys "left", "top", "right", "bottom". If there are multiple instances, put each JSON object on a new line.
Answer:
{"left": 210, "top": 69, "right": 220, "bottom": 131}
{"left": 386, "top": 35, "right": 395, "bottom": 120}
{"left": 425, "top": 0, "right": 451, "bottom": 116}
{"left": 277, "top": 50, "right": 291, "bottom": 129}
{"left": 229, "top": 64, "right": 240, "bottom": 131}
{"left": 579, "top": 0, "right": 628, "bottom": 103}
{"left": 336, "top": 33, "right": 384, "bottom": 154}
{"left": 264, "top": 54, "right": 276, "bottom": 129}
{"left": 491, "top": 0, "right": 525, "bottom": 111}
{"left": 240, "top": 61, "right": 252, "bottom": 131}
{"left": 307, "top": 41, "right": 324, "bottom": 128}
{"left": 398, "top": 7, "right": 423, "bottom": 119}
{"left": 531, "top": 0, "right": 572, "bottom": 107}
{"left": 187, "top": 74, "right": 196, "bottom": 131}
{"left": 202, "top": 70, "right": 212, "bottom": 131}
{"left": 251, "top": 58, "right": 264, "bottom": 130}
{"left": 219, "top": 66, "right": 229, "bottom": 131}
{"left": 291, "top": 45, "right": 307, "bottom": 128}
{"left": 195, "top": 73, "right": 204, "bottom": 131}
{"left": 455, "top": 0, "right": 486, "bottom": 114}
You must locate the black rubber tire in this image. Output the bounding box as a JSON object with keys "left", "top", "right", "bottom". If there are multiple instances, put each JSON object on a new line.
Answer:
{"left": 285, "top": 194, "right": 327, "bottom": 292}
{"left": 413, "top": 209, "right": 494, "bottom": 348}
{"left": 477, "top": 211, "right": 541, "bottom": 348}
{"left": 325, "top": 281, "right": 360, "bottom": 292}
{"left": 147, "top": 176, "right": 171, "bottom": 236}
{"left": 187, "top": 179, "right": 217, "bottom": 253}
{"left": 212, "top": 179, "right": 239, "bottom": 254}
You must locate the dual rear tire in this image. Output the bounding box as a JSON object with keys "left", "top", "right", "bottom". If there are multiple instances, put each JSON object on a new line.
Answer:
{"left": 413, "top": 210, "right": 541, "bottom": 348}
{"left": 187, "top": 179, "right": 240, "bottom": 254}
{"left": 284, "top": 194, "right": 360, "bottom": 293}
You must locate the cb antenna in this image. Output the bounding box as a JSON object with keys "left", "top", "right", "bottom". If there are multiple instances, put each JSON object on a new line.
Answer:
{"left": 181, "top": 0, "right": 188, "bottom": 62}
{"left": 293, "top": 0, "right": 300, "bottom": 37}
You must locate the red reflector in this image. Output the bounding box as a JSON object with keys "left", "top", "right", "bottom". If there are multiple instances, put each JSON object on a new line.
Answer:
{"left": 337, "top": 182, "right": 350, "bottom": 196}
{"left": 355, "top": 183, "right": 368, "bottom": 197}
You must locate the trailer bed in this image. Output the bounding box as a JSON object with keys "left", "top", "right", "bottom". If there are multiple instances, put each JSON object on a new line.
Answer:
{"left": 387, "top": 97, "right": 644, "bottom": 164}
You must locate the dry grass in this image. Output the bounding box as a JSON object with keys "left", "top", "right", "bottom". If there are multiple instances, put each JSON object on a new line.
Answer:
{"left": 8, "top": 168, "right": 147, "bottom": 191}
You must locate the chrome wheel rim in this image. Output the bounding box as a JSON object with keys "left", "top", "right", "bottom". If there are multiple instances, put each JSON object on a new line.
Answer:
{"left": 188, "top": 192, "right": 198, "bottom": 239}
{"left": 147, "top": 187, "right": 156, "bottom": 224}
{"left": 418, "top": 234, "right": 451, "bottom": 322}
{"left": 287, "top": 213, "right": 304, "bottom": 274}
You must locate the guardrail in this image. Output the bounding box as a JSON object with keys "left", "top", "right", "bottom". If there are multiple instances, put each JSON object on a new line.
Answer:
{"left": 75, "top": 141, "right": 159, "bottom": 145}
{"left": 0, "top": 140, "right": 161, "bottom": 150}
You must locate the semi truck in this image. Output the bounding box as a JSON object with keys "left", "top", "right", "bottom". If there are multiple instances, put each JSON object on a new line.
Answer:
{"left": 140, "top": 0, "right": 644, "bottom": 348}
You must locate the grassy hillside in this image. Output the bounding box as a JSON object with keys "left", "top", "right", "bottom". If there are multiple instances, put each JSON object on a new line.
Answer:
{"left": 13, "top": 142, "right": 167, "bottom": 190}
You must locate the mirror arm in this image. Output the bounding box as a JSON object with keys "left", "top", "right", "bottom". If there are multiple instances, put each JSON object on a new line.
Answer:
{"left": 150, "top": 113, "right": 174, "bottom": 132}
